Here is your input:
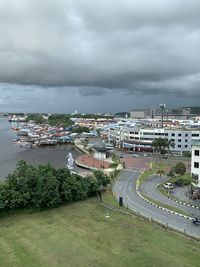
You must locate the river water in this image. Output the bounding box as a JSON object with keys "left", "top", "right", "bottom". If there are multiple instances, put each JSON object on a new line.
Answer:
{"left": 0, "top": 118, "right": 82, "bottom": 179}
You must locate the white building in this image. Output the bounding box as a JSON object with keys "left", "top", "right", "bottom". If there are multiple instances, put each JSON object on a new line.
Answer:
{"left": 191, "top": 141, "right": 200, "bottom": 188}
{"left": 103, "top": 124, "right": 200, "bottom": 154}
{"left": 92, "top": 147, "right": 109, "bottom": 160}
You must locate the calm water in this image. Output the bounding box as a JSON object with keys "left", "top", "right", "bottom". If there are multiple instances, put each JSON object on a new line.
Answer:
{"left": 0, "top": 118, "right": 82, "bottom": 179}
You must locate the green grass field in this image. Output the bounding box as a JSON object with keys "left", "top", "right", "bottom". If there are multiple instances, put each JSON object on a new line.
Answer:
{"left": 0, "top": 198, "right": 200, "bottom": 267}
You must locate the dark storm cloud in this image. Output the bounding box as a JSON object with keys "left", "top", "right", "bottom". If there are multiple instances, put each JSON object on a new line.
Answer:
{"left": 0, "top": 0, "right": 200, "bottom": 97}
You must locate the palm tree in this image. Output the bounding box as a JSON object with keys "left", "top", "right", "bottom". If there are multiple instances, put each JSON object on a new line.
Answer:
{"left": 156, "top": 165, "right": 165, "bottom": 183}
{"left": 152, "top": 138, "right": 174, "bottom": 158}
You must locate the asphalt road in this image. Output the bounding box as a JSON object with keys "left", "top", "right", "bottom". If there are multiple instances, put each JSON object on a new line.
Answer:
{"left": 141, "top": 175, "right": 200, "bottom": 217}
{"left": 173, "top": 186, "right": 200, "bottom": 207}
{"left": 113, "top": 170, "right": 200, "bottom": 239}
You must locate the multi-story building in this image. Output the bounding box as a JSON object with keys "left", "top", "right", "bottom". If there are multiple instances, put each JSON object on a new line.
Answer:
{"left": 103, "top": 124, "right": 200, "bottom": 154}
{"left": 130, "top": 107, "right": 197, "bottom": 120}
{"left": 191, "top": 141, "right": 200, "bottom": 188}
{"left": 130, "top": 110, "right": 150, "bottom": 119}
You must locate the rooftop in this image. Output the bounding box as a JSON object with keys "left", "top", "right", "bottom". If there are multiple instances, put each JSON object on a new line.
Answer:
{"left": 92, "top": 147, "right": 110, "bottom": 153}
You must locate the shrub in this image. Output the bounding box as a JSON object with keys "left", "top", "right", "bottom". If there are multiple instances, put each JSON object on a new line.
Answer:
{"left": 0, "top": 161, "right": 110, "bottom": 211}
{"left": 173, "top": 162, "right": 186, "bottom": 176}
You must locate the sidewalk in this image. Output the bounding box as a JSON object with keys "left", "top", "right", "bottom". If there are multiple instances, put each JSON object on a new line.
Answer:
{"left": 76, "top": 155, "right": 111, "bottom": 170}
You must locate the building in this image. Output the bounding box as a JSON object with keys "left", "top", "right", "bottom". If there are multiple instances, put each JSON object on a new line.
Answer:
{"left": 92, "top": 147, "right": 110, "bottom": 160}
{"left": 191, "top": 141, "right": 200, "bottom": 188}
{"left": 129, "top": 107, "right": 194, "bottom": 120}
{"left": 103, "top": 124, "right": 200, "bottom": 154}
{"left": 130, "top": 110, "right": 150, "bottom": 119}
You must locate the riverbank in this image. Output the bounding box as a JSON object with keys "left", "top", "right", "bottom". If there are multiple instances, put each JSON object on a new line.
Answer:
{"left": 0, "top": 119, "right": 87, "bottom": 179}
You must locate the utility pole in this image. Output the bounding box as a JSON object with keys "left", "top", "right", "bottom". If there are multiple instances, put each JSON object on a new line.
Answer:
{"left": 159, "top": 104, "right": 166, "bottom": 128}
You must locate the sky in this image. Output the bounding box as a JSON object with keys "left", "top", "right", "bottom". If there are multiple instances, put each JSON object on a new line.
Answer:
{"left": 0, "top": 0, "right": 200, "bottom": 113}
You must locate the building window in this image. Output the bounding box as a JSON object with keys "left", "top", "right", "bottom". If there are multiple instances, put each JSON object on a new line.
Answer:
{"left": 155, "top": 133, "right": 164, "bottom": 136}
{"left": 178, "top": 134, "right": 182, "bottom": 137}
{"left": 192, "top": 134, "right": 199, "bottom": 137}
{"left": 143, "top": 132, "right": 154, "bottom": 135}
{"left": 185, "top": 145, "right": 188, "bottom": 148}
{"left": 171, "top": 133, "right": 175, "bottom": 136}
{"left": 178, "top": 145, "right": 181, "bottom": 148}
{"left": 194, "top": 162, "right": 199, "bottom": 168}
{"left": 185, "top": 139, "right": 188, "bottom": 142}
{"left": 195, "top": 150, "right": 200, "bottom": 156}
{"left": 178, "top": 139, "right": 181, "bottom": 142}
{"left": 185, "top": 134, "right": 188, "bottom": 137}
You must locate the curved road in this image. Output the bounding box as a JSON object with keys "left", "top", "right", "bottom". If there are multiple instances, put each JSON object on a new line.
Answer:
{"left": 141, "top": 175, "right": 200, "bottom": 217}
{"left": 113, "top": 170, "right": 200, "bottom": 239}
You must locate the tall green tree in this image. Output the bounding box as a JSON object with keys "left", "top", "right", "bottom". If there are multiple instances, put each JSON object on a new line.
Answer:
{"left": 156, "top": 165, "right": 165, "bottom": 182}
{"left": 173, "top": 162, "right": 186, "bottom": 176}
{"left": 93, "top": 171, "right": 110, "bottom": 187}
{"left": 152, "top": 138, "right": 174, "bottom": 157}
{"left": 63, "top": 174, "right": 89, "bottom": 201}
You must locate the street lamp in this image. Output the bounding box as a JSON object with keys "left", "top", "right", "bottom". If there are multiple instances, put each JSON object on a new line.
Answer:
{"left": 159, "top": 104, "right": 166, "bottom": 128}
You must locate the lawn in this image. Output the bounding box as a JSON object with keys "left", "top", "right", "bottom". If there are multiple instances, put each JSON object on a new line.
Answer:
{"left": 0, "top": 198, "right": 199, "bottom": 267}
{"left": 138, "top": 169, "right": 156, "bottom": 186}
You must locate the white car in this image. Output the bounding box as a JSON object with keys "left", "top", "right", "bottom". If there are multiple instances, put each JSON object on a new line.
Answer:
{"left": 132, "top": 154, "right": 140, "bottom": 158}
{"left": 163, "top": 183, "right": 173, "bottom": 190}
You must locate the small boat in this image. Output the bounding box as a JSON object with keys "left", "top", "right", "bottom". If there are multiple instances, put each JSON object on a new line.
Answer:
{"left": 12, "top": 139, "right": 20, "bottom": 144}
{"left": 12, "top": 127, "right": 19, "bottom": 131}
{"left": 20, "top": 142, "right": 31, "bottom": 148}
{"left": 39, "top": 139, "right": 57, "bottom": 146}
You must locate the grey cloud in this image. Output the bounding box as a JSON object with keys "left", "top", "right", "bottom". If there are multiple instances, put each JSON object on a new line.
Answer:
{"left": 78, "top": 87, "right": 110, "bottom": 96}
{"left": 0, "top": 0, "right": 200, "bottom": 99}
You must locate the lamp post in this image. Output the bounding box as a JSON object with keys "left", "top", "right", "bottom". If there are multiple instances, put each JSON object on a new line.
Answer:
{"left": 159, "top": 104, "right": 166, "bottom": 128}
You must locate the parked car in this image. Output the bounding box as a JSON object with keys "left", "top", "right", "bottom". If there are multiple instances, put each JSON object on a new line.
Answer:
{"left": 132, "top": 154, "right": 140, "bottom": 158}
{"left": 163, "top": 183, "right": 173, "bottom": 190}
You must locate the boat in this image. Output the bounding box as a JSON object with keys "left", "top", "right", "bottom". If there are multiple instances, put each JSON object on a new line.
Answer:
{"left": 39, "top": 139, "right": 57, "bottom": 146}
{"left": 57, "top": 136, "right": 72, "bottom": 144}
{"left": 12, "top": 139, "right": 20, "bottom": 144}
{"left": 20, "top": 142, "right": 31, "bottom": 148}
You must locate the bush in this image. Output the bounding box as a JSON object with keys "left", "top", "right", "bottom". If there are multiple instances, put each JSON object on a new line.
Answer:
{"left": 0, "top": 161, "right": 109, "bottom": 211}
{"left": 173, "top": 162, "right": 186, "bottom": 176}
{"left": 167, "top": 169, "right": 175, "bottom": 178}
{"left": 182, "top": 151, "right": 191, "bottom": 158}
{"left": 174, "top": 175, "right": 191, "bottom": 187}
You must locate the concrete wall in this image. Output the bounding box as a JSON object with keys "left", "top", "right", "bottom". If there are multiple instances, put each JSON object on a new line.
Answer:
{"left": 94, "top": 151, "right": 107, "bottom": 160}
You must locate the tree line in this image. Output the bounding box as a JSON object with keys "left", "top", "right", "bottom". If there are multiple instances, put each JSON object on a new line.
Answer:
{"left": 26, "top": 114, "right": 74, "bottom": 127}
{"left": 0, "top": 161, "right": 110, "bottom": 211}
